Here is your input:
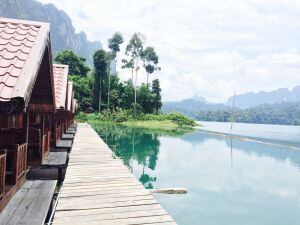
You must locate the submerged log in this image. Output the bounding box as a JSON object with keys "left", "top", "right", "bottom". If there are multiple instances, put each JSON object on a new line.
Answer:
{"left": 150, "top": 188, "right": 188, "bottom": 194}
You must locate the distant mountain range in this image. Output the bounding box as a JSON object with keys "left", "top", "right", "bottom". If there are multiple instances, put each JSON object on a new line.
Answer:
{"left": 163, "top": 86, "right": 300, "bottom": 113}
{"left": 0, "top": 0, "right": 102, "bottom": 65}
{"left": 227, "top": 86, "right": 300, "bottom": 109}
{"left": 163, "top": 88, "right": 300, "bottom": 125}
{"left": 162, "top": 95, "right": 227, "bottom": 114}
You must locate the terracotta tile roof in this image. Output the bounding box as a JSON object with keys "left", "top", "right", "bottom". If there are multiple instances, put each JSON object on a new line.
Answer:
{"left": 53, "top": 64, "right": 68, "bottom": 110}
{"left": 66, "top": 81, "right": 73, "bottom": 111}
{"left": 0, "top": 18, "right": 50, "bottom": 104}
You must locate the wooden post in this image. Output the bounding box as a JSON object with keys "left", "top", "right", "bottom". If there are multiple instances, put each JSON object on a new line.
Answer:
{"left": 23, "top": 111, "right": 29, "bottom": 144}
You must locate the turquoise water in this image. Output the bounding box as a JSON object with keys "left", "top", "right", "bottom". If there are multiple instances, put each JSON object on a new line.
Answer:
{"left": 199, "top": 121, "right": 300, "bottom": 148}
{"left": 94, "top": 123, "right": 300, "bottom": 225}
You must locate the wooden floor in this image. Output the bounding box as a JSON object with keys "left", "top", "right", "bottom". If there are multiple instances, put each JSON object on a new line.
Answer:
{"left": 61, "top": 133, "right": 74, "bottom": 140}
{"left": 42, "top": 152, "right": 67, "bottom": 168}
{"left": 53, "top": 123, "right": 177, "bottom": 225}
{"left": 0, "top": 180, "right": 56, "bottom": 225}
{"left": 56, "top": 139, "right": 73, "bottom": 149}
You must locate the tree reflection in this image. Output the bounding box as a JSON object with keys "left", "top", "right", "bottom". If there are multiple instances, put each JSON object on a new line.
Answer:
{"left": 94, "top": 124, "right": 164, "bottom": 188}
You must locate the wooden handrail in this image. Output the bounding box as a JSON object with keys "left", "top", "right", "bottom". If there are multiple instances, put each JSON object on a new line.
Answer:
{"left": 14, "top": 143, "right": 27, "bottom": 183}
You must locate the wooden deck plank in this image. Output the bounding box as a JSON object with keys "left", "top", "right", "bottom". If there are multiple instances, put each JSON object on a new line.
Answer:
{"left": 56, "top": 199, "right": 159, "bottom": 211}
{"left": 42, "top": 152, "right": 67, "bottom": 167}
{"left": 65, "top": 130, "right": 76, "bottom": 134}
{"left": 53, "top": 209, "right": 168, "bottom": 223}
{"left": 53, "top": 214, "right": 174, "bottom": 225}
{"left": 60, "top": 189, "right": 149, "bottom": 198}
{"left": 62, "top": 133, "right": 74, "bottom": 139}
{"left": 54, "top": 204, "right": 163, "bottom": 217}
{"left": 0, "top": 180, "right": 56, "bottom": 225}
{"left": 56, "top": 139, "right": 73, "bottom": 148}
{"left": 0, "top": 189, "right": 29, "bottom": 224}
{"left": 53, "top": 123, "right": 177, "bottom": 225}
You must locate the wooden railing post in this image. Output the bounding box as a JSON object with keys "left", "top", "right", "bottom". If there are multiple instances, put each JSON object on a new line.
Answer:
{"left": 12, "top": 143, "right": 28, "bottom": 183}
{"left": 0, "top": 150, "right": 6, "bottom": 199}
{"left": 13, "top": 144, "right": 19, "bottom": 184}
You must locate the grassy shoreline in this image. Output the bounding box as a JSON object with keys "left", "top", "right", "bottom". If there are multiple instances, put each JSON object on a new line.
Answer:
{"left": 76, "top": 112, "right": 197, "bottom": 132}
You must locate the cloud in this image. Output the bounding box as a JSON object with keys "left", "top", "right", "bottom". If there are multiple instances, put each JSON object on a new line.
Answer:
{"left": 38, "top": 0, "right": 300, "bottom": 102}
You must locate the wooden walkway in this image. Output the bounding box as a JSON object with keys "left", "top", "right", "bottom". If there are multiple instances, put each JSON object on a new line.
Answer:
{"left": 53, "top": 123, "right": 177, "bottom": 225}
{"left": 0, "top": 180, "right": 56, "bottom": 225}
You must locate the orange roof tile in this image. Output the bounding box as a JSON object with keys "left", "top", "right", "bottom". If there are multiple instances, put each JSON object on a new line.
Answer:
{"left": 53, "top": 64, "right": 68, "bottom": 110}
{"left": 0, "top": 18, "right": 50, "bottom": 104}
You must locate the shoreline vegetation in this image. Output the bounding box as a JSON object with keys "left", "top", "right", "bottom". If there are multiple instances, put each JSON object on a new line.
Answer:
{"left": 76, "top": 111, "right": 197, "bottom": 132}
{"left": 55, "top": 33, "right": 197, "bottom": 133}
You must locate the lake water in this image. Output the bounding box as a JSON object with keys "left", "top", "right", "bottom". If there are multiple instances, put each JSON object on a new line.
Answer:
{"left": 199, "top": 121, "right": 300, "bottom": 148}
{"left": 93, "top": 122, "right": 300, "bottom": 225}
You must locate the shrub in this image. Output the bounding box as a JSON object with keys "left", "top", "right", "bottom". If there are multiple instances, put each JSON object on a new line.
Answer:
{"left": 112, "top": 109, "right": 129, "bottom": 122}
{"left": 166, "top": 113, "right": 196, "bottom": 127}
{"left": 76, "top": 111, "right": 196, "bottom": 128}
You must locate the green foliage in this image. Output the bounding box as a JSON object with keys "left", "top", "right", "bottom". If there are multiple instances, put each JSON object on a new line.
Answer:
{"left": 123, "top": 33, "right": 145, "bottom": 115}
{"left": 54, "top": 50, "right": 90, "bottom": 77}
{"left": 53, "top": 50, "right": 93, "bottom": 110}
{"left": 137, "top": 84, "right": 155, "bottom": 113}
{"left": 77, "top": 111, "right": 196, "bottom": 129}
{"left": 92, "top": 49, "right": 110, "bottom": 110}
{"left": 55, "top": 32, "right": 164, "bottom": 121}
{"left": 166, "top": 113, "right": 197, "bottom": 127}
{"left": 152, "top": 79, "right": 162, "bottom": 114}
{"left": 68, "top": 75, "right": 92, "bottom": 111}
{"left": 141, "top": 46, "right": 160, "bottom": 84}
{"left": 125, "top": 33, "right": 144, "bottom": 59}
{"left": 121, "top": 58, "right": 134, "bottom": 78}
{"left": 119, "top": 80, "right": 135, "bottom": 109}
{"left": 192, "top": 102, "right": 300, "bottom": 125}
{"left": 108, "top": 32, "right": 124, "bottom": 59}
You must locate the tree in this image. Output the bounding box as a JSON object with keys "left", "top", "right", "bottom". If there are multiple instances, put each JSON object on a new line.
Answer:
{"left": 54, "top": 50, "right": 90, "bottom": 77}
{"left": 121, "top": 58, "right": 134, "bottom": 80}
{"left": 138, "top": 84, "right": 154, "bottom": 113}
{"left": 108, "top": 32, "right": 124, "bottom": 59}
{"left": 107, "top": 32, "right": 124, "bottom": 110}
{"left": 141, "top": 47, "right": 160, "bottom": 85}
{"left": 93, "top": 49, "right": 109, "bottom": 111}
{"left": 123, "top": 33, "right": 145, "bottom": 116}
{"left": 152, "top": 79, "right": 162, "bottom": 114}
{"left": 119, "top": 80, "right": 135, "bottom": 110}
{"left": 68, "top": 75, "right": 93, "bottom": 111}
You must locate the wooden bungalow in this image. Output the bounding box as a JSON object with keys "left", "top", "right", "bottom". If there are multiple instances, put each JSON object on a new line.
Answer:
{"left": 52, "top": 64, "right": 69, "bottom": 145}
{"left": 0, "top": 18, "right": 56, "bottom": 210}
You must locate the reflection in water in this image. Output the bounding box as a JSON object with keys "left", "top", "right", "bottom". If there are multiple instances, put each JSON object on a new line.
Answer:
{"left": 94, "top": 123, "right": 300, "bottom": 225}
{"left": 94, "top": 124, "right": 169, "bottom": 189}
{"left": 231, "top": 138, "right": 233, "bottom": 167}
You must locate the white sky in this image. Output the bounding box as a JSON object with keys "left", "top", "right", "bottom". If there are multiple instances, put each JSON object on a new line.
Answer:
{"left": 38, "top": 0, "right": 300, "bottom": 102}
